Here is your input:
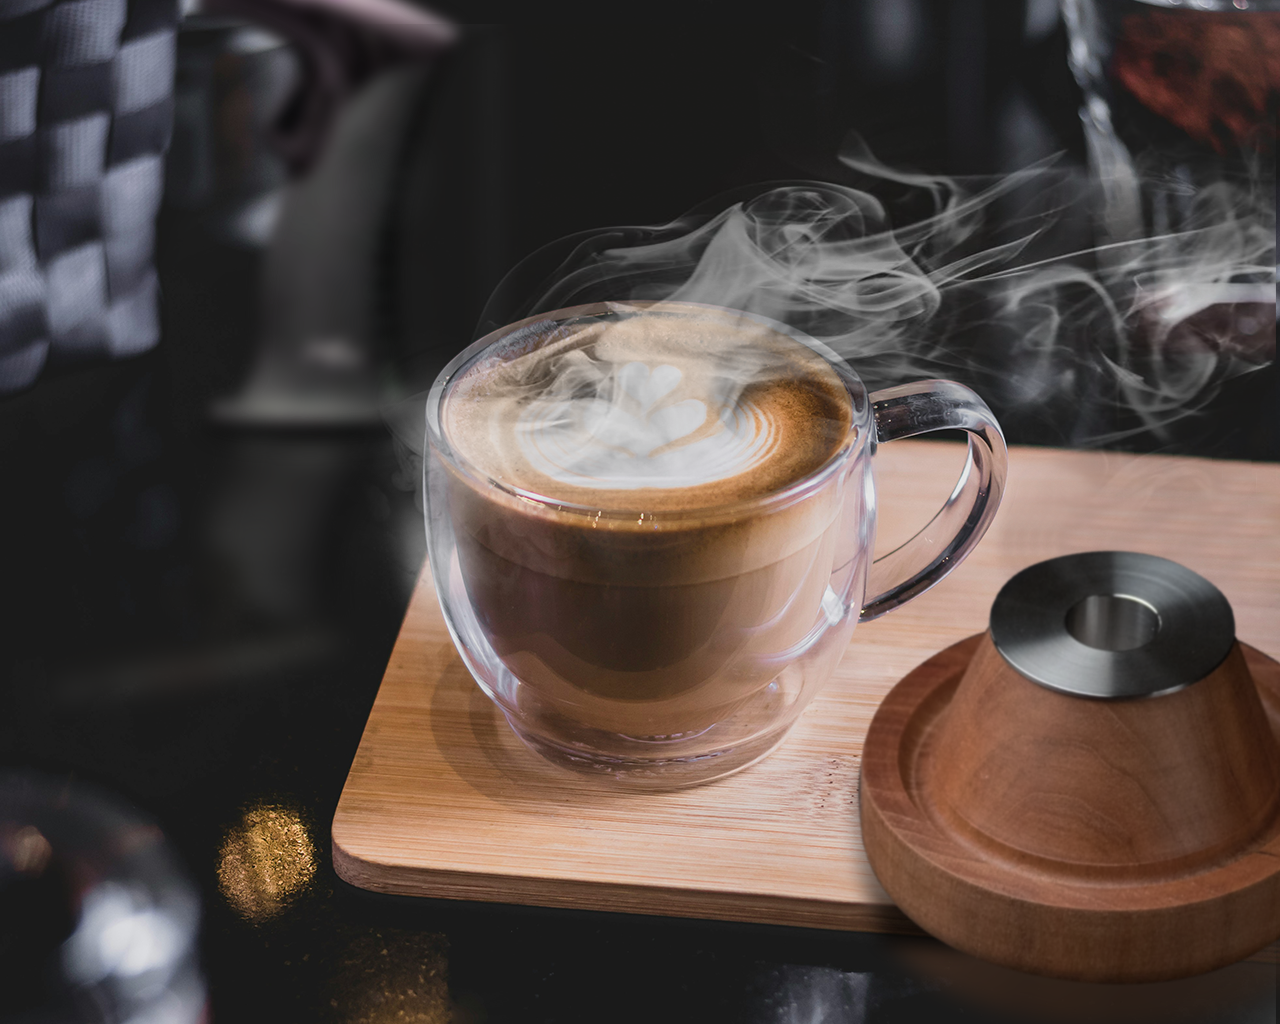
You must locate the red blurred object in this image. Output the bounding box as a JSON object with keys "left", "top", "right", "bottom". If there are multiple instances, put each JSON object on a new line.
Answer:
{"left": 1112, "top": 9, "right": 1280, "bottom": 152}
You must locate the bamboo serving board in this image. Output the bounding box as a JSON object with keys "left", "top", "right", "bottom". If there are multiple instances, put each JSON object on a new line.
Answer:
{"left": 332, "top": 441, "right": 1280, "bottom": 964}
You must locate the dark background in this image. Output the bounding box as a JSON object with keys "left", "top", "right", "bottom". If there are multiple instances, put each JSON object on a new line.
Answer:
{"left": 1, "top": 2, "right": 1276, "bottom": 1021}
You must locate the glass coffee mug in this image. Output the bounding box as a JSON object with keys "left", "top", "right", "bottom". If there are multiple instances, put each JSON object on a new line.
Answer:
{"left": 424, "top": 302, "right": 1007, "bottom": 787}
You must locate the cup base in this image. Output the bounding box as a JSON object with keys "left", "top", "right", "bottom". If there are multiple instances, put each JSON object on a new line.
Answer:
{"left": 505, "top": 715, "right": 792, "bottom": 790}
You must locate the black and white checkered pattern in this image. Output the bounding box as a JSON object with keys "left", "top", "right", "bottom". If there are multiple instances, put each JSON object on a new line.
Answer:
{"left": 0, "top": 0, "right": 177, "bottom": 394}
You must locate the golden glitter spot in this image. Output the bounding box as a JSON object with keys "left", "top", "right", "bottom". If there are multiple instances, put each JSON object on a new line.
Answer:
{"left": 326, "top": 930, "right": 452, "bottom": 1024}
{"left": 217, "top": 804, "right": 317, "bottom": 922}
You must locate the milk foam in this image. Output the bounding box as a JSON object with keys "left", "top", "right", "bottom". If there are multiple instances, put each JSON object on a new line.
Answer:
{"left": 515, "top": 360, "right": 778, "bottom": 489}
{"left": 443, "top": 305, "right": 853, "bottom": 510}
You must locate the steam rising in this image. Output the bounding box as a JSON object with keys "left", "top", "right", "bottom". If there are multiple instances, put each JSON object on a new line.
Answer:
{"left": 478, "top": 135, "right": 1275, "bottom": 448}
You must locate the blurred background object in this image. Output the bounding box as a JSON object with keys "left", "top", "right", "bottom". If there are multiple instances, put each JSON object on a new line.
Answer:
{"left": 165, "top": 18, "right": 300, "bottom": 247}
{"left": 1063, "top": 0, "right": 1279, "bottom": 228}
{"left": 201, "top": 0, "right": 456, "bottom": 176}
{"left": 209, "top": 61, "right": 437, "bottom": 426}
{"left": 0, "top": 771, "right": 206, "bottom": 1024}
{"left": 0, "top": 0, "right": 179, "bottom": 395}
{"left": 199, "top": 0, "right": 456, "bottom": 426}
{"left": 1060, "top": 0, "right": 1277, "bottom": 453}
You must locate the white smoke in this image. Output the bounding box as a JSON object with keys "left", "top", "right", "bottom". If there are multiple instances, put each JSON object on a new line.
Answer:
{"left": 477, "top": 133, "right": 1275, "bottom": 449}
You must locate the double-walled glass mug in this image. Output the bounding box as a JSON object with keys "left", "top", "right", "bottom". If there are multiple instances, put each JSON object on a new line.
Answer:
{"left": 424, "top": 301, "right": 1007, "bottom": 787}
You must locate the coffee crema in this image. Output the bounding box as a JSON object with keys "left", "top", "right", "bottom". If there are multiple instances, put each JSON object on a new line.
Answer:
{"left": 443, "top": 303, "right": 853, "bottom": 512}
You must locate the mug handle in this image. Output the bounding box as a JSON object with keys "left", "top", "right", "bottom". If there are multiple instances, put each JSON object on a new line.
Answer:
{"left": 861, "top": 380, "right": 1008, "bottom": 621}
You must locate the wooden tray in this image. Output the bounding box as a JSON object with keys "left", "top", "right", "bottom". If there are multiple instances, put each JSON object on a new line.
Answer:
{"left": 332, "top": 441, "right": 1280, "bottom": 963}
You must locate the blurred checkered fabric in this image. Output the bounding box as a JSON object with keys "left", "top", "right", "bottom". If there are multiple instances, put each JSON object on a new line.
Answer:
{"left": 0, "top": 0, "right": 177, "bottom": 394}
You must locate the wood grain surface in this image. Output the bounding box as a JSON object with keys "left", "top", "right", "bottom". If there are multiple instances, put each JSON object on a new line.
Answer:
{"left": 332, "top": 441, "right": 1280, "bottom": 964}
{"left": 860, "top": 635, "right": 1280, "bottom": 981}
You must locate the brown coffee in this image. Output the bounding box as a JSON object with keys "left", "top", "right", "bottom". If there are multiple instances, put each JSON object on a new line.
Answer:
{"left": 440, "top": 302, "right": 857, "bottom": 737}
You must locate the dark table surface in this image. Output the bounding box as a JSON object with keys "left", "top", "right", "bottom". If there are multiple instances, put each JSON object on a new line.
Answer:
{"left": 2, "top": 3, "right": 1277, "bottom": 1021}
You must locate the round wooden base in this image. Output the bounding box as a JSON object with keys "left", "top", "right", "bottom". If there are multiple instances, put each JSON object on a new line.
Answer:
{"left": 859, "top": 635, "right": 1280, "bottom": 983}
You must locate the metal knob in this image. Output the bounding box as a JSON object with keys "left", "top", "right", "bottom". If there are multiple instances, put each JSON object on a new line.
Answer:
{"left": 989, "top": 551, "right": 1236, "bottom": 699}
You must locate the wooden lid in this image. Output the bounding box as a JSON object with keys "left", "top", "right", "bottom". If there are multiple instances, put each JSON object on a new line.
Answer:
{"left": 859, "top": 634, "right": 1280, "bottom": 982}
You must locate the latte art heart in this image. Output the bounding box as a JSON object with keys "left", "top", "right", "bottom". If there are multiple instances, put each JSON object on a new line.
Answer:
{"left": 516, "top": 361, "right": 780, "bottom": 489}
{"left": 618, "top": 361, "right": 682, "bottom": 415}
{"left": 442, "top": 305, "right": 853, "bottom": 512}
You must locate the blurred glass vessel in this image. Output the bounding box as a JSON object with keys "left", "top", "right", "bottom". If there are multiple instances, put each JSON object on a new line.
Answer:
{"left": 1063, "top": 0, "right": 1279, "bottom": 240}
{"left": 1061, "top": 0, "right": 1278, "bottom": 282}
{"left": 1060, "top": 0, "right": 1277, "bottom": 449}
{"left": 0, "top": 773, "right": 206, "bottom": 1024}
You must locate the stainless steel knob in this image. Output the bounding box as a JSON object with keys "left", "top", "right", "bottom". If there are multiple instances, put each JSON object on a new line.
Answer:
{"left": 989, "top": 551, "right": 1236, "bottom": 699}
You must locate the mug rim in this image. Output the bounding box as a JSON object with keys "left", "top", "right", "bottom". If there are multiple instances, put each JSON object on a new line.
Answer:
{"left": 426, "top": 300, "right": 872, "bottom": 523}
